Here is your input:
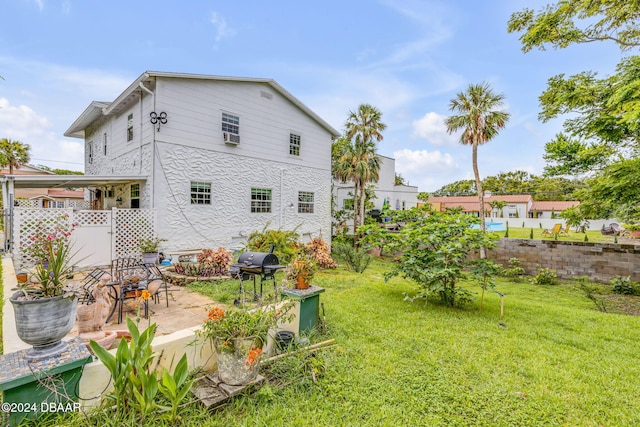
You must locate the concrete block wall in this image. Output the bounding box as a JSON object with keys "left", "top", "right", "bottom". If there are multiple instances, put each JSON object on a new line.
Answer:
{"left": 487, "top": 239, "right": 640, "bottom": 283}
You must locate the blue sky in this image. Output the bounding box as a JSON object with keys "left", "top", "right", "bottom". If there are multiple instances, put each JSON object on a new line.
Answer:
{"left": 0, "top": 0, "right": 622, "bottom": 191}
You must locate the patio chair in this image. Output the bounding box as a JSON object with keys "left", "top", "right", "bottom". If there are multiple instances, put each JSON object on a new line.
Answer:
{"left": 144, "top": 263, "right": 170, "bottom": 307}
{"left": 112, "top": 264, "right": 151, "bottom": 323}
{"left": 78, "top": 268, "right": 111, "bottom": 305}
{"left": 559, "top": 224, "right": 570, "bottom": 236}
{"left": 542, "top": 223, "right": 562, "bottom": 236}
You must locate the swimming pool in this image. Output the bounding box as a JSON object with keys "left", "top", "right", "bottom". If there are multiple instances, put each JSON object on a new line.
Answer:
{"left": 471, "top": 221, "right": 506, "bottom": 232}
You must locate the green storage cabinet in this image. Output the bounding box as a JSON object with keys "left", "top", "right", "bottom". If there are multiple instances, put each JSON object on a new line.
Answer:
{"left": 281, "top": 286, "right": 325, "bottom": 334}
{"left": 0, "top": 337, "right": 92, "bottom": 426}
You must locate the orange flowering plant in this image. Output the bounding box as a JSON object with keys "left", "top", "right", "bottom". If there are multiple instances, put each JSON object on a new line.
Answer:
{"left": 198, "top": 303, "right": 294, "bottom": 355}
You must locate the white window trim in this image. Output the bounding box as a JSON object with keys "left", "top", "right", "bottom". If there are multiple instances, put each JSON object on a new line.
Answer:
{"left": 190, "top": 181, "right": 212, "bottom": 205}
{"left": 250, "top": 188, "right": 272, "bottom": 213}
{"left": 289, "top": 132, "right": 302, "bottom": 157}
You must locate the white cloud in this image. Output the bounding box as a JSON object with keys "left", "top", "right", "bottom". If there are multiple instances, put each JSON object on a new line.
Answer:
{"left": 412, "top": 112, "right": 460, "bottom": 146}
{"left": 34, "top": 0, "right": 44, "bottom": 11}
{"left": 211, "top": 12, "right": 235, "bottom": 44}
{"left": 0, "top": 98, "right": 84, "bottom": 170}
{"left": 393, "top": 148, "right": 460, "bottom": 191}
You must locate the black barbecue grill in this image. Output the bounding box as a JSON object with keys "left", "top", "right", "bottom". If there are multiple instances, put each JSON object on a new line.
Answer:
{"left": 230, "top": 250, "right": 285, "bottom": 305}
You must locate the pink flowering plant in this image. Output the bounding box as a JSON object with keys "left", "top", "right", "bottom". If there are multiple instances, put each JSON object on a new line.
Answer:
{"left": 19, "top": 220, "right": 80, "bottom": 299}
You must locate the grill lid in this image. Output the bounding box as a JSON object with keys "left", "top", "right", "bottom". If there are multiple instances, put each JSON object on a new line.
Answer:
{"left": 236, "top": 251, "right": 279, "bottom": 268}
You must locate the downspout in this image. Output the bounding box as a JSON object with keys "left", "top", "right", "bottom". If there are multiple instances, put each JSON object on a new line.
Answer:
{"left": 139, "top": 82, "right": 156, "bottom": 209}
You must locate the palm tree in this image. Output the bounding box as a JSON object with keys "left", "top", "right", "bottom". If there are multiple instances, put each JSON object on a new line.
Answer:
{"left": 489, "top": 200, "right": 507, "bottom": 218}
{"left": 0, "top": 138, "right": 30, "bottom": 174}
{"left": 337, "top": 104, "right": 386, "bottom": 245}
{"left": 445, "top": 83, "right": 510, "bottom": 258}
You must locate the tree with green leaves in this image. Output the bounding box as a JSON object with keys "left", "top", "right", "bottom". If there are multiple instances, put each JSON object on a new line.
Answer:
{"left": 445, "top": 82, "right": 510, "bottom": 257}
{"left": 0, "top": 138, "right": 30, "bottom": 174}
{"left": 333, "top": 104, "right": 386, "bottom": 246}
{"left": 416, "top": 191, "right": 430, "bottom": 202}
{"left": 431, "top": 179, "right": 476, "bottom": 197}
{"left": 385, "top": 209, "right": 498, "bottom": 307}
{"left": 508, "top": 1, "right": 640, "bottom": 221}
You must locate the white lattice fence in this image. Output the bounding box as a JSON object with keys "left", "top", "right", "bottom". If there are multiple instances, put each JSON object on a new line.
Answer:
{"left": 15, "top": 200, "right": 40, "bottom": 208}
{"left": 14, "top": 208, "right": 74, "bottom": 269}
{"left": 69, "top": 200, "right": 91, "bottom": 209}
{"left": 75, "top": 210, "right": 110, "bottom": 226}
{"left": 113, "top": 208, "right": 157, "bottom": 260}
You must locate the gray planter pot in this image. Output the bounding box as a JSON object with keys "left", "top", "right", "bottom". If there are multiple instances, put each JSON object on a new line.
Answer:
{"left": 142, "top": 252, "right": 158, "bottom": 265}
{"left": 10, "top": 292, "right": 78, "bottom": 360}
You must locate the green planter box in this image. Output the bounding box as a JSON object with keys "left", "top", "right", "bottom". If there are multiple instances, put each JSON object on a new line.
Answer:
{"left": 281, "top": 286, "right": 325, "bottom": 334}
{"left": 0, "top": 337, "right": 92, "bottom": 426}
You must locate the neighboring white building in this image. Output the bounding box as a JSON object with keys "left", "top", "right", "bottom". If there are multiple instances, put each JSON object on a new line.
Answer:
{"left": 65, "top": 71, "right": 340, "bottom": 251}
{"left": 334, "top": 155, "right": 419, "bottom": 217}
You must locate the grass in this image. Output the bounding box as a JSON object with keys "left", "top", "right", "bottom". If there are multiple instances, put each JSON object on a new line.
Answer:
{"left": 25, "top": 259, "right": 640, "bottom": 426}
{"left": 495, "top": 225, "right": 616, "bottom": 243}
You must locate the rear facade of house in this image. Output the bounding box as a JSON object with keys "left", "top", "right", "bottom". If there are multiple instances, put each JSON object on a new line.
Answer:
{"left": 66, "top": 71, "right": 339, "bottom": 252}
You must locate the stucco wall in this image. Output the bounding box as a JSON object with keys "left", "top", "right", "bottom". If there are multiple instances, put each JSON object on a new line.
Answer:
{"left": 487, "top": 239, "right": 640, "bottom": 283}
{"left": 153, "top": 143, "right": 331, "bottom": 251}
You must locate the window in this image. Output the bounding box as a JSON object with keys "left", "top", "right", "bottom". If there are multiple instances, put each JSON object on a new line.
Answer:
{"left": 343, "top": 199, "right": 354, "bottom": 210}
{"left": 289, "top": 134, "right": 301, "bottom": 156}
{"left": 190, "top": 181, "right": 212, "bottom": 205}
{"left": 251, "top": 188, "right": 272, "bottom": 213}
{"left": 298, "top": 191, "right": 314, "bottom": 213}
{"left": 127, "top": 114, "right": 134, "bottom": 142}
{"left": 131, "top": 183, "right": 140, "bottom": 209}
{"left": 103, "top": 132, "right": 108, "bottom": 155}
{"left": 222, "top": 112, "right": 239, "bottom": 135}
{"left": 88, "top": 141, "right": 93, "bottom": 164}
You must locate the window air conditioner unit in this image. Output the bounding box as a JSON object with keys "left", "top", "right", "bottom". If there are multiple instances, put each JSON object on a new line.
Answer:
{"left": 223, "top": 132, "right": 240, "bottom": 145}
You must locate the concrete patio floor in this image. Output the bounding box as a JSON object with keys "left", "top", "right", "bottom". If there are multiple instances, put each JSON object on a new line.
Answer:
{"left": 68, "top": 272, "right": 219, "bottom": 338}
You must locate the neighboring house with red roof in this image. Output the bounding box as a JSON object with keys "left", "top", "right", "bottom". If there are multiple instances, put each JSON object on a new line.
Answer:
{"left": 530, "top": 200, "right": 580, "bottom": 219}
{"left": 428, "top": 193, "right": 579, "bottom": 219}
{"left": 0, "top": 164, "right": 86, "bottom": 208}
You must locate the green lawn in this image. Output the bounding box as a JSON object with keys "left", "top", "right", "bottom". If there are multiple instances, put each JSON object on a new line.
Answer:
{"left": 494, "top": 226, "right": 617, "bottom": 243}
{"left": 26, "top": 259, "right": 640, "bottom": 426}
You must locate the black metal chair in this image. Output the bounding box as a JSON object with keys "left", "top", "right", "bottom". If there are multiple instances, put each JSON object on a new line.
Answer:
{"left": 144, "top": 263, "right": 170, "bottom": 307}
{"left": 78, "top": 268, "right": 111, "bottom": 305}
{"left": 113, "top": 265, "right": 150, "bottom": 324}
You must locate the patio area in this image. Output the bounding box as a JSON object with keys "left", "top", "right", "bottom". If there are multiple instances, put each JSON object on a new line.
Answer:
{"left": 67, "top": 267, "right": 218, "bottom": 338}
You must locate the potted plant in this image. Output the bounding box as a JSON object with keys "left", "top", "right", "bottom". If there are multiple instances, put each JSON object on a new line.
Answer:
{"left": 11, "top": 221, "right": 82, "bottom": 360}
{"left": 138, "top": 235, "right": 166, "bottom": 264}
{"left": 284, "top": 251, "right": 317, "bottom": 290}
{"left": 197, "top": 306, "right": 281, "bottom": 385}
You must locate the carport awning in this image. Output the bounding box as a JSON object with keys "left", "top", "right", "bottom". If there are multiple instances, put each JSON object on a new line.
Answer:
{"left": 0, "top": 175, "right": 147, "bottom": 189}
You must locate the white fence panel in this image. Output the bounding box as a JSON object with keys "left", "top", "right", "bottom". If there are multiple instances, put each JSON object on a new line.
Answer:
{"left": 71, "top": 211, "right": 112, "bottom": 268}
{"left": 13, "top": 208, "right": 157, "bottom": 270}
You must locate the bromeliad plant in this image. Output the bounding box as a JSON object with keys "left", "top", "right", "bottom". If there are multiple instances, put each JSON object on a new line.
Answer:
{"left": 17, "top": 219, "right": 80, "bottom": 299}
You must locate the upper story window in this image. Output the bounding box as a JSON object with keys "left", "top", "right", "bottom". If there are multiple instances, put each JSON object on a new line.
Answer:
{"left": 88, "top": 141, "right": 93, "bottom": 164}
{"left": 127, "top": 113, "right": 134, "bottom": 142}
{"left": 298, "top": 191, "right": 314, "bottom": 213}
{"left": 103, "top": 132, "right": 108, "bottom": 155}
{"left": 222, "top": 112, "right": 239, "bottom": 135}
{"left": 251, "top": 188, "right": 272, "bottom": 213}
{"left": 190, "top": 181, "right": 212, "bottom": 205}
{"left": 289, "top": 134, "right": 301, "bottom": 156}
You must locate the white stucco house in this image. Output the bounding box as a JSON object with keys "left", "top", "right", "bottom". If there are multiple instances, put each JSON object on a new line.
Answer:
{"left": 64, "top": 71, "right": 340, "bottom": 252}
{"left": 333, "top": 154, "right": 419, "bottom": 216}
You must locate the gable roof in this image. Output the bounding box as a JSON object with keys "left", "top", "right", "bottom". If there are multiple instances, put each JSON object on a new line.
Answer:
{"left": 65, "top": 71, "right": 340, "bottom": 138}
{"left": 530, "top": 200, "right": 580, "bottom": 212}
{"left": 428, "top": 194, "right": 533, "bottom": 204}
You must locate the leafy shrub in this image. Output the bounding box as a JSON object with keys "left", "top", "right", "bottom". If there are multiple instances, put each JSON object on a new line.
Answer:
{"left": 246, "top": 225, "right": 300, "bottom": 263}
{"left": 611, "top": 276, "right": 640, "bottom": 296}
{"left": 530, "top": 265, "right": 558, "bottom": 285}
{"left": 305, "top": 237, "right": 337, "bottom": 268}
{"left": 197, "top": 248, "right": 233, "bottom": 275}
{"left": 501, "top": 257, "right": 525, "bottom": 280}
{"left": 332, "top": 243, "right": 372, "bottom": 273}
{"left": 385, "top": 210, "right": 498, "bottom": 307}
